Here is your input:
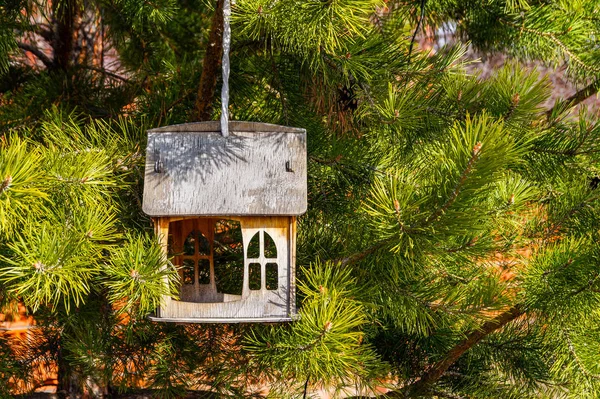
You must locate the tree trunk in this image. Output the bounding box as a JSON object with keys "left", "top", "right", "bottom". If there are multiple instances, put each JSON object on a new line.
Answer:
{"left": 195, "top": 0, "right": 225, "bottom": 121}
{"left": 52, "top": 0, "right": 79, "bottom": 71}
{"left": 56, "top": 340, "right": 69, "bottom": 399}
{"left": 56, "top": 336, "right": 83, "bottom": 399}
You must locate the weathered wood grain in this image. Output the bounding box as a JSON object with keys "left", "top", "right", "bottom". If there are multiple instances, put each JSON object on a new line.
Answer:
{"left": 143, "top": 121, "right": 307, "bottom": 217}
{"left": 148, "top": 121, "right": 305, "bottom": 134}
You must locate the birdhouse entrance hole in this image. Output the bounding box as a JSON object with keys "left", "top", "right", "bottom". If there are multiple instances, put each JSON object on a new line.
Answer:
{"left": 169, "top": 218, "right": 244, "bottom": 303}
{"left": 151, "top": 215, "right": 297, "bottom": 322}
{"left": 168, "top": 217, "right": 284, "bottom": 304}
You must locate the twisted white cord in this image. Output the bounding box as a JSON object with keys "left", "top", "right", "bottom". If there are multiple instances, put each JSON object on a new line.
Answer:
{"left": 220, "top": 0, "right": 231, "bottom": 137}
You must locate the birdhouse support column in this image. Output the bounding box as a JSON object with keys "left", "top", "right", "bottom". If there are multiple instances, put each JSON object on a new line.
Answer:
{"left": 153, "top": 217, "right": 171, "bottom": 318}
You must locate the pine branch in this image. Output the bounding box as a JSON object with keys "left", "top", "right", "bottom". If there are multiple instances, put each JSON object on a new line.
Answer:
{"left": 337, "top": 238, "right": 394, "bottom": 267}
{"left": 81, "top": 65, "right": 132, "bottom": 83}
{"left": 533, "top": 147, "right": 600, "bottom": 156}
{"left": 564, "top": 329, "right": 600, "bottom": 380}
{"left": 33, "top": 25, "right": 55, "bottom": 43}
{"left": 501, "top": 19, "right": 600, "bottom": 74}
{"left": 422, "top": 142, "right": 483, "bottom": 226}
{"left": 195, "top": 0, "right": 225, "bottom": 121}
{"left": 386, "top": 304, "right": 525, "bottom": 397}
{"left": 444, "top": 237, "right": 478, "bottom": 253}
{"left": 303, "top": 376, "right": 309, "bottom": 399}
{"left": 17, "top": 42, "right": 54, "bottom": 69}
{"left": 542, "top": 259, "right": 573, "bottom": 277}
{"left": 407, "top": 0, "right": 426, "bottom": 63}
{"left": 332, "top": 143, "right": 486, "bottom": 269}
{"left": 545, "top": 80, "right": 600, "bottom": 120}
{"left": 545, "top": 195, "right": 600, "bottom": 238}
{"left": 571, "top": 273, "right": 600, "bottom": 297}
{"left": 430, "top": 391, "right": 466, "bottom": 399}
{"left": 269, "top": 52, "right": 289, "bottom": 124}
{"left": 562, "top": 80, "right": 600, "bottom": 108}
{"left": 158, "top": 87, "right": 197, "bottom": 125}
{"left": 320, "top": 49, "right": 383, "bottom": 123}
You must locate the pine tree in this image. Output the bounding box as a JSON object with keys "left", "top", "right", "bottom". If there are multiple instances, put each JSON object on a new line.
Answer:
{"left": 1, "top": 0, "right": 600, "bottom": 398}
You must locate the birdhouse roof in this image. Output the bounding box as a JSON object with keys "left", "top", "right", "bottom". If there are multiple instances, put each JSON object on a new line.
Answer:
{"left": 142, "top": 121, "right": 307, "bottom": 217}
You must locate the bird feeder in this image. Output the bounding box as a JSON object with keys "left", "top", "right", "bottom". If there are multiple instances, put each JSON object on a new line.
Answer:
{"left": 142, "top": 121, "right": 307, "bottom": 322}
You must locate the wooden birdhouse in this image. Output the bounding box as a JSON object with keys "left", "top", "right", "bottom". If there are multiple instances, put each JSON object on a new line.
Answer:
{"left": 142, "top": 121, "right": 307, "bottom": 322}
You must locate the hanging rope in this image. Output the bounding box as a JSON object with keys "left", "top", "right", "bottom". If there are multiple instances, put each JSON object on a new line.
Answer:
{"left": 220, "top": 0, "right": 231, "bottom": 137}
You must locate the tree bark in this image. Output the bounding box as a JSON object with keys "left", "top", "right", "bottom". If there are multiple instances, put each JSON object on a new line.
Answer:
{"left": 52, "top": 0, "right": 79, "bottom": 71}
{"left": 195, "top": 0, "right": 225, "bottom": 121}
{"left": 17, "top": 42, "right": 54, "bottom": 69}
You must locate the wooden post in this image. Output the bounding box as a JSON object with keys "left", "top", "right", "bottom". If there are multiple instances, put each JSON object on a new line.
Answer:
{"left": 289, "top": 216, "right": 297, "bottom": 317}
{"left": 154, "top": 217, "right": 171, "bottom": 318}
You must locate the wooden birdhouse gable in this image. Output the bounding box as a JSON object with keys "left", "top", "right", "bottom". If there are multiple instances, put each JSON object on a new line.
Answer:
{"left": 142, "top": 121, "right": 306, "bottom": 323}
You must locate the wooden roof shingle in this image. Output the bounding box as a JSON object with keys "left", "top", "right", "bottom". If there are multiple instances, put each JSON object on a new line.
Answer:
{"left": 142, "top": 121, "right": 307, "bottom": 216}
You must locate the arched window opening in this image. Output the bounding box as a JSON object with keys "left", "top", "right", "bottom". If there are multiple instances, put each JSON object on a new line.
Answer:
{"left": 264, "top": 233, "right": 277, "bottom": 258}
{"left": 182, "top": 259, "right": 194, "bottom": 285}
{"left": 247, "top": 233, "right": 260, "bottom": 258}
{"left": 168, "top": 219, "right": 244, "bottom": 302}
{"left": 246, "top": 231, "right": 279, "bottom": 291}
